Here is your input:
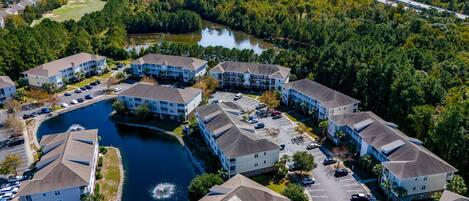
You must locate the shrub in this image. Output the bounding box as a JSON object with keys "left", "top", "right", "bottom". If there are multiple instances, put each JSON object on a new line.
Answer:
{"left": 99, "top": 146, "right": 107, "bottom": 154}
{"left": 98, "top": 157, "right": 103, "bottom": 167}
{"left": 188, "top": 173, "right": 223, "bottom": 201}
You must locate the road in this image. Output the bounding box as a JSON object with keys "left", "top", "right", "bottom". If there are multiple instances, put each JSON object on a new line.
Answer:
{"left": 377, "top": 0, "right": 469, "bottom": 19}
{"left": 210, "top": 91, "right": 369, "bottom": 201}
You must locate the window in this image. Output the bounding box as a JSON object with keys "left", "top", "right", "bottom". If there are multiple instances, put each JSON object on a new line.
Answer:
{"left": 254, "top": 162, "right": 258, "bottom": 167}
{"left": 421, "top": 186, "right": 426, "bottom": 190}
{"left": 43, "top": 193, "right": 47, "bottom": 197}
{"left": 264, "top": 160, "right": 266, "bottom": 164}
{"left": 413, "top": 187, "right": 416, "bottom": 191}
{"left": 254, "top": 154, "right": 258, "bottom": 158}
{"left": 415, "top": 178, "right": 418, "bottom": 181}
{"left": 264, "top": 152, "right": 266, "bottom": 155}
{"left": 423, "top": 176, "right": 428, "bottom": 181}
{"left": 54, "top": 191, "right": 60, "bottom": 195}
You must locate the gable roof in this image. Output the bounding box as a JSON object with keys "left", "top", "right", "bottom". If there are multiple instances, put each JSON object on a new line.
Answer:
{"left": 119, "top": 82, "right": 202, "bottom": 104}
{"left": 210, "top": 61, "right": 290, "bottom": 80}
{"left": 23, "top": 52, "right": 106, "bottom": 77}
{"left": 440, "top": 190, "right": 469, "bottom": 201}
{"left": 18, "top": 129, "right": 98, "bottom": 196}
{"left": 284, "top": 79, "right": 359, "bottom": 109}
{"left": 195, "top": 103, "right": 279, "bottom": 157}
{"left": 131, "top": 54, "right": 207, "bottom": 71}
{"left": 331, "top": 112, "right": 457, "bottom": 179}
{"left": 200, "top": 174, "right": 290, "bottom": 201}
{"left": 0, "top": 76, "right": 15, "bottom": 88}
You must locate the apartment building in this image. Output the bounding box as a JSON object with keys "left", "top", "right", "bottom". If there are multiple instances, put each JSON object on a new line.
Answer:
{"left": 0, "top": 0, "right": 36, "bottom": 28}
{"left": 18, "top": 129, "right": 99, "bottom": 201}
{"left": 0, "top": 12, "right": 6, "bottom": 28}
{"left": 0, "top": 76, "right": 16, "bottom": 104}
{"left": 130, "top": 54, "right": 208, "bottom": 83}
{"left": 282, "top": 79, "right": 359, "bottom": 120}
{"left": 328, "top": 112, "right": 457, "bottom": 201}
{"left": 23, "top": 52, "right": 107, "bottom": 88}
{"left": 199, "top": 174, "right": 290, "bottom": 201}
{"left": 195, "top": 102, "right": 280, "bottom": 177}
{"left": 209, "top": 61, "right": 291, "bottom": 91}
{"left": 118, "top": 82, "right": 202, "bottom": 121}
{"left": 439, "top": 190, "right": 469, "bottom": 201}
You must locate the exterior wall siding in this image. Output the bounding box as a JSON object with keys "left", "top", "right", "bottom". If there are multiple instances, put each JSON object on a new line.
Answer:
{"left": 209, "top": 71, "right": 287, "bottom": 92}
{"left": 20, "top": 187, "right": 83, "bottom": 201}
{"left": 0, "top": 85, "right": 16, "bottom": 104}
{"left": 131, "top": 63, "right": 207, "bottom": 83}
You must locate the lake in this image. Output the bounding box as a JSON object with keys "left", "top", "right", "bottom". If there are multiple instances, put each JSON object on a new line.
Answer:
{"left": 127, "top": 21, "right": 277, "bottom": 54}
{"left": 36, "top": 100, "right": 198, "bottom": 201}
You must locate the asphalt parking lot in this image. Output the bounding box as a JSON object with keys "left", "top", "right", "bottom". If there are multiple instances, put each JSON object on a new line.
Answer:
{"left": 210, "top": 91, "right": 369, "bottom": 201}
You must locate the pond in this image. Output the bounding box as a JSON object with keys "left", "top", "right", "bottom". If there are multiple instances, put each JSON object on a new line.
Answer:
{"left": 127, "top": 21, "right": 277, "bottom": 54}
{"left": 36, "top": 100, "right": 198, "bottom": 201}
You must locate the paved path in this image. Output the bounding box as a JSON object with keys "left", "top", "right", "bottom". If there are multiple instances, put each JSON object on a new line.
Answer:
{"left": 377, "top": 0, "right": 469, "bottom": 19}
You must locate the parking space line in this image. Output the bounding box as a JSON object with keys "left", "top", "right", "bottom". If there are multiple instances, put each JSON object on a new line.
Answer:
{"left": 343, "top": 183, "right": 360, "bottom": 187}
{"left": 339, "top": 178, "right": 355, "bottom": 182}
{"left": 310, "top": 195, "right": 329, "bottom": 198}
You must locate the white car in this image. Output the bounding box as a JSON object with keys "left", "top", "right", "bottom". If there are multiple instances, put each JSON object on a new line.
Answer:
{"left": 234, "top": 93, "right": 243, "bottom": 100}
{"left": 61, "top": 103, "right": 69, "bottom": 108}
{"left": 114, "top": 87, "right": 122, "bottom": 92}
{"left": 71, "top": 100, "right": 78, "bottom": 104}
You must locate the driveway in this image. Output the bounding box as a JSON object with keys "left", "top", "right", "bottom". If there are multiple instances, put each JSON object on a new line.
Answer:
{"left": 210, "top": 91, "right": 368, "bottom": 201}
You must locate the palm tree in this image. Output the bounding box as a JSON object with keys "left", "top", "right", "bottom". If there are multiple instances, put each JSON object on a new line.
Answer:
{"left": 319, "top": 120, "right": 328, "bottom": 137}
{"left": 382, "top": 179, "right": 393, "bottom": 201}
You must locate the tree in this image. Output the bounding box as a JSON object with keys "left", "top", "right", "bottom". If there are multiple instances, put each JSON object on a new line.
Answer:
{"left": 106, "top": 76, "right": 118, "bottom": 92}
{"left": 372, "top": 163, "right": 384, "bottom": 179}
{"left": 0, "top": 154, "right": 22, "bottom": 175}
{"left": 447, "top": 175, "right": 467, "bottom": 195}
{"left": 114, "top": 72, "right": 126, "bottom": 81}
{"left": 188, "top": 173, "right": 223, "bottom": 201}
{"left": 141, "top": 76, "right": 157, "bottom": 84}
{"left": 382, "top": 179, "right": 393, "bottom": 201}
{"left": 282, "top": 184, "right": 308, "bottom": 201}
{"left": 259, "top": 90, "right": 280, "bottom": 109}
{"left": 275, "top": 155, "right": 290, "bottom": 177}
{"left": 4, "top": 99, "right": 21, "bottom": 113}
{"left": 431, "top": 192, "right": 442, "bottom": 201}
{"left": 319, "top": 120, "right": 328, "bottom": 137}
{"left": 81, "top": 193, "right": 104, "bottom": 201}
{"left": 74, "top": 71, "right": 85, "bottom": 82}
{"left": 135, "top": 103, "right": 150, "bottom": 119}
{"left": 193, "top": 76, "right": 219, "bottom": 97}
{"left": 292, "top": 151, "right": 315, "bottom": 174}
{"left": 42, "top": 83, "right": 58, "bottom": 94}
{"left": 112, "top": 99, "right": 126, "bottom": 114}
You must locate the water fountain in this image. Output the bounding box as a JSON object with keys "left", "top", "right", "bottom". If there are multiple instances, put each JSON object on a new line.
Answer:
{"left": 151, "top": 183, "right": 176, "bottom": 200}
{"left": 67, "top": 124, "right": 86, "bottom": 132}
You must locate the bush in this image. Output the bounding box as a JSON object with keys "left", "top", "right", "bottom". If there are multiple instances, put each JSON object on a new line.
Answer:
{"left": 96, "top": 171, "right": 102, "bottom": 180}
{"left": 282, "top": 184, "right": 308, "bottom": 201}
{"left": 99, "top": 146, "right": 108, "bottom": 154}
{"left": 188, "top": 173, "right": 223, "bottom": 201}
{"left": 98, "top": 157, "right": 103, "bottom": 167}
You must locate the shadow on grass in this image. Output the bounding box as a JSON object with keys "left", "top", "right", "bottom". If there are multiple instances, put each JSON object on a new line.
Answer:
{"left": 182, "top": 131, "right": 221, "bottom": 173}
{"left": 251, "top": 172, "right": 291, "bottom": 193}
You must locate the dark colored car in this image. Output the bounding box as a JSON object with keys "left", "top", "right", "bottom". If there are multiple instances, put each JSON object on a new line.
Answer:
{"left": 271, "top": 110, "right": 281, "bottom": 116}
{"left": 334, "top": 168, "right": 349, "bottom": 177}
{"left": 306, "top": 143, "right": 320, "bottom": 150}
{"left": 84, "top": 94, "right": 94, "bottom": 99}
{"left": 64, "top": 92, "right": 72, "bottom": 96}
{"left": 7, "top": 138, "right": 24, "bottom": 147}
{"left": 22, "top": 114, "right": 31, "bottom": 120}
{"left": 255, "top": 103, "right": 266, "bottom": 110}
{"left": 85, "top": 85, "right": 93, "bottom": 89}
{"left": 351, "top": 193, "right": 371, "bottom": 201}
{"left": 272, "top": 115, "right": 282, "bottom": 119}
{"left": 75, "top": 89, "right": 82, "bottom": 93}
{"left": 90, "top": 82, "right": 97, "bottom": 86}
{"left": 80, "top": 87, "right": 87, "bottom": 91}
{"left": 323, "top": 157, "right": 337, "bottom": 165}
{"left": 30, "top": 112, "right": 38, "bottom": 117}
{"left": 94, "top": 80, "right": 101, "bottom": 84}
{"left": 41, "top": 108, "right": 51, "bottom": 114}
{"left": 280, "top": 144, "right": 286, "bottom": 150}
{"left": 77, "top": 98, "right": 84, "bottom": 103}
{"left": 254, "top": 123, "right": 265, "bottom": 129}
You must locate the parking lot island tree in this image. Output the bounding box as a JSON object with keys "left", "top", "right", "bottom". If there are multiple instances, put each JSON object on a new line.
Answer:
{"left": 292, "top": 151, "right": 315, "bottom": 174}
{"left": 188, "top": 173, "right": 223, "bottom": 201}
{"left": 281, "top": 183, "right": 308, "bottom": 201}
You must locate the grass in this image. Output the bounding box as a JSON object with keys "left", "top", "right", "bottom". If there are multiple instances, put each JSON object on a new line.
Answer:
{"left": 70, "top": 77, "right": 98, "bottom": 88}
{"left": 32, "top": 0, "right": 106, "bottom": 25}
{"left": 97, "top": 72, "right": 113, "bottom": 79}
{"left": 251, "top": 173, "right": 290, "bottom": 193}
{"left": 282, "top": 110, "right": 320, "bottom": 139}
{"left": 97, "top": 147, "right": 122, "bottom": 201}
{"left": 244, "top": 93, "right": 259, "bottom": 100}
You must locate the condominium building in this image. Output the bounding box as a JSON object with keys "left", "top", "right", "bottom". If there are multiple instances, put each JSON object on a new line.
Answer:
{"left": 439, "top": 190, "right": 469, "bottom": 201}
{"left": 195, "top": 102, "right": 280, "bottom": 177}
{"left": 209, "top": 61, "right": 291, "bottom": 91}
{"left": 0, "top": 0, "right": 36, "bottom": 28}
{"left": 117, "top": 82, "right": 202, "bottom": 121}
{"left": 0, "top": 76, "right": 16, "bottom": 104}
{"left": 328, "top": 112, "right": 457, "bottom": 201}
{"left": 18, "top": 129, "right": 99, "bottom": 201}
{"left": 282, "top": 79, "right": 359, "bottom": 120}
{"left": 23, "top": 52, "right": 107, "bottom": 88}
{"left": 130, "top": 54, "right": 208, "bottom": 83}
{"left": 200, "top": 174, "right": 290, "bottom": 201}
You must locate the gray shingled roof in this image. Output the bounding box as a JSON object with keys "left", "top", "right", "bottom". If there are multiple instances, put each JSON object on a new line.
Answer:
{"left": 284, "top": 79, "right": 359, "bottom": 109}
{"left": 440, "top": 190, "right": 469, "bottom": 201}
{"left": 199, "top": 174, "right": 290, "bottom": 201}
{"left": 210, "top": 61, "right": 290, "bottom": 80}
{"left": 119, "top": 82, "right": 202, "bottom": 104}
{"left": 18, "top": 129, "right": 98, "bottom": 197}
{"left": 0, "top": 76, "right": 15, "bottom": 89}
{"left": 195, "top": 103, "right": 279, "bottom": 158}
{"left": 23, "top": 52, "right": 106, "bottom": 77}
{"left": 131, "top": 54, "right": 207, "bottom": 71}
{"left": 331, "top": 112, "right": 457, "bottom": 179}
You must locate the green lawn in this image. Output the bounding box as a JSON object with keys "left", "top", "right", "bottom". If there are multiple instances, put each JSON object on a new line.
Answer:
{"left": 69, "top": 77, "right": 98, "bottom": 88}
{"left": 32, "top": 0, "right": 106, "bottom": 25}
{"left": 251, "top": 174, "right": 289, "bottom": 193}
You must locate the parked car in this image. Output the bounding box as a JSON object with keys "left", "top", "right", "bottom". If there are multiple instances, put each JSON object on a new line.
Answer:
{"left": 323, "top": 157, "right": 337, "bottom": 165}
{"left": 272, "top": 115, "right": 282, "bottom": 119}
{"left": 30, "top": 112, "right": 38, "bottom": 117}
{"left": 301, "top": 176, "right": 316, "bottom": 185}
{"left": 7, "top": 138, "right": 24, "bottom": 147}
{"left": 71, "top": 100, "right": 78, "bottom": 104}
{"left": 288, "top": 163, "right": 298, "bottom": 171}
{"left": 255, "top": 103, "right": 266, "bottom": 110}
{"left": 75, "top": 89, "right": 82, "bottom": 93}
{"left": 351, "top": 193, "right": 371, "bottom": 201}
{"left": 61, "top": 103, "right": 69, "bottom": 108}
{"left": 1, "top": 192, "right": 13, "bottom": 200}
{"left": 94, "top": 80, "right": 101, "bottom": 84}
{"left": 255, "top": 109, "right": 268, "bottom": 118}
{"left": 271, "top": 110, "right": 281, "bottom": 116}
{"left": 212, "top": 99, "right": 222, "bottom": 104}
{"left": 41, "top": 108, "right": 51, "bottom": 114}
{"left": 22, "top": 114, "right": 31, "bottom": 120}
{"left": 234, "top": 93, "right": 243, "bottom": 100}
{"left": 114, "top": 87, "right": 122, "bottom": 92}
{"left": 64, "top": 92, "right": 72, "bottom": 96}
{"left": 77, "top": 98, "right": 84, "bottom": 103}
{"left": 306, "top": 142, "right": 320, "bottom": 150}
{"left": 249, "top": 119, "right": 259, "bottom": 124}
{"left": 254, "top": 123, "right": 265, "bottom": 129}
{"left": 334, "top": 168, "right": 348, "bottom": 177}
{"left": 84, "top": 94, "right": 94, "bottom": 100}
{"left": 85, "top": 85, "right": 93, "bottom": 90}
{"left": 80, "top": 87, "right": 87, "bottom": 91}
{"left": 280, "top": 144, "right": 285, "bottom": 150}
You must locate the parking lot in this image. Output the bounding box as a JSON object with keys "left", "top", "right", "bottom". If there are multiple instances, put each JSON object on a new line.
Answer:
{"left": 210, "top": 91, "right": 369, "bottom": 201}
